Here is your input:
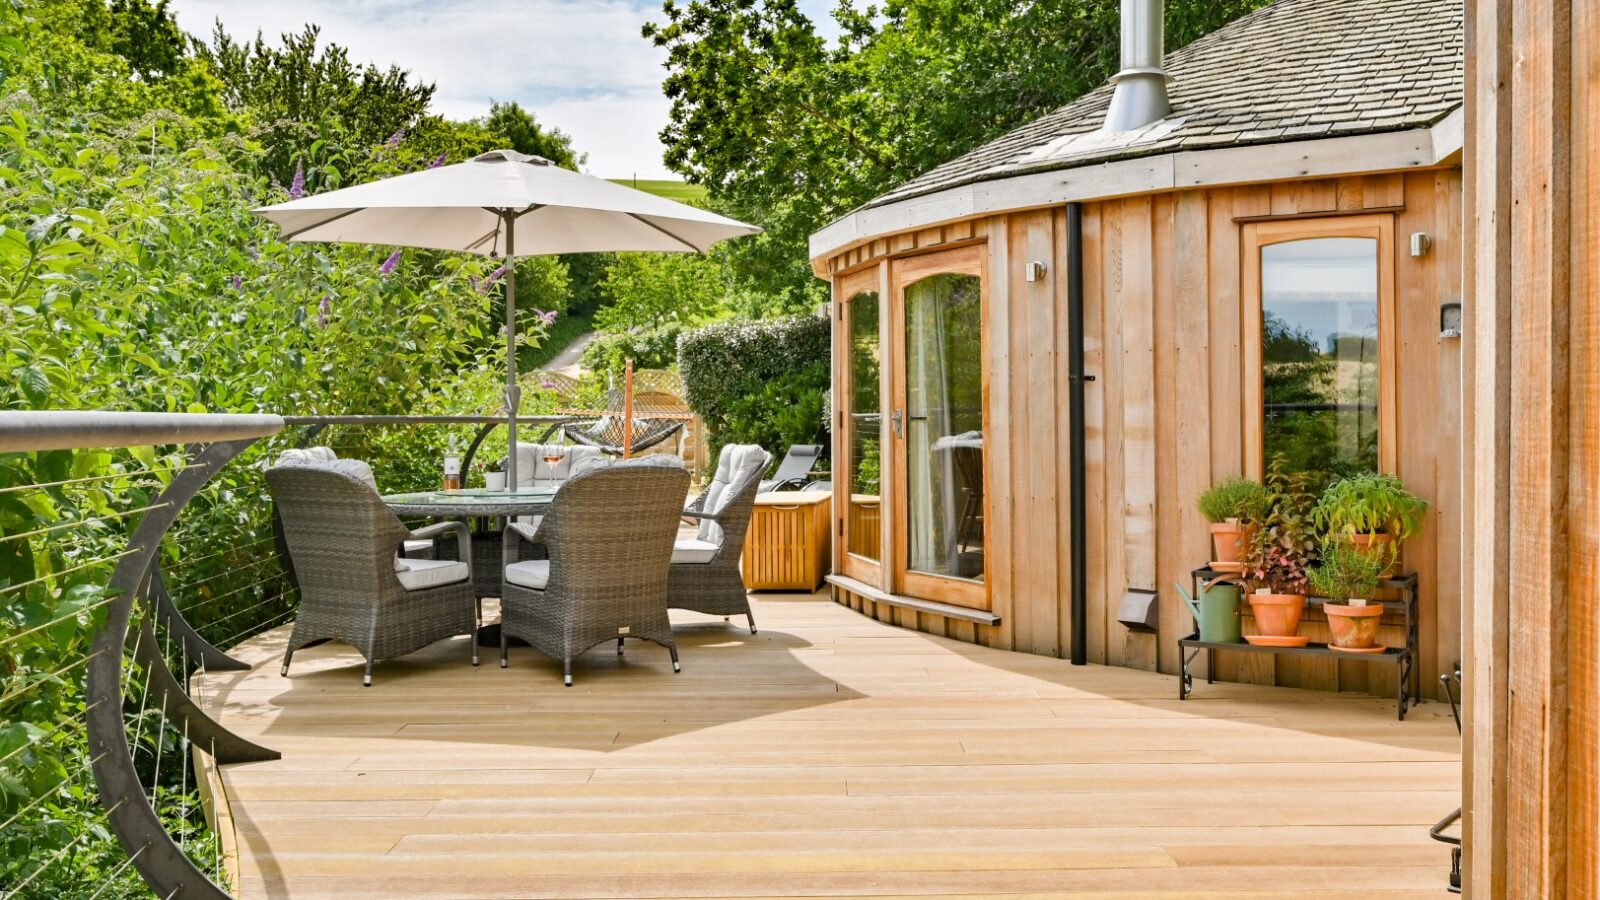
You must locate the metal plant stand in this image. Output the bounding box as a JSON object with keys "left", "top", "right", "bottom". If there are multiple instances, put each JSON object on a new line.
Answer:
{"left": 1177, "top": 566, "right": 1421, "bottom": 721}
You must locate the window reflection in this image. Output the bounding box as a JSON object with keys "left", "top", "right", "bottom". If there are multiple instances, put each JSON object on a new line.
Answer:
{"left": 904, "top": 273, "right": 984, "bottom": 581}
{"left": 846, "top": 291, "right": 881, "bottom": 561}
{"left": 1261, "top": 237, "right": 1380, "bottom": 477}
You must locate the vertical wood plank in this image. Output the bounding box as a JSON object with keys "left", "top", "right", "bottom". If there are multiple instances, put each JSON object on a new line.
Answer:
{"left": 1463, "top": 0, "right": 1514, "bottom": 890}
{"left": 1018, "top": 210, "right": 1060, "bottom": 657}
{"left": 1100, "top": 202, "right": 1129, "bottom": 669}
{"left": 985, "top": 218, "right": 1015, "bottom": 650}
{"left": 1170, "top": 191, "right": 1213, "bottom": 678}
{"left": 1121, "top": 196, "right": 1159, "bottom": 671}
{"left": 1080, "top": 205, "right": 1109, "bottom": 665}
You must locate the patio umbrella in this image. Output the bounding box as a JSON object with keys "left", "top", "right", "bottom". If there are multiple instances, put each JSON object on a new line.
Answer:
{"left": 254, "top": 149, "right": 759, "bottom": 488}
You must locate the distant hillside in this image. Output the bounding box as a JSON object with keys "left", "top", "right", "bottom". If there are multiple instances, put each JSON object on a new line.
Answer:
{"left": 609, "top": 179, "right": 708, "bottom": 204}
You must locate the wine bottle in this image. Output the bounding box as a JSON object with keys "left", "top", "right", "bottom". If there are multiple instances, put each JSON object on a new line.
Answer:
{"left": 443, "top": 435, "right": 462, "bottom": 492}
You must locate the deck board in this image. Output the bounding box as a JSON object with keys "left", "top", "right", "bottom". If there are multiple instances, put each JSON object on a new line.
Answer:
{"left": 198, "top": 591, "right": 1459, "bottom": 899}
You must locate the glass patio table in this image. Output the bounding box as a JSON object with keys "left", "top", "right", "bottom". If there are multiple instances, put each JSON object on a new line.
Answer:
{"left": 381, "top": 487, "right": 561, "bottom": 647}
{"left": 381, "top": 486, "right": 559, "bottom": 519}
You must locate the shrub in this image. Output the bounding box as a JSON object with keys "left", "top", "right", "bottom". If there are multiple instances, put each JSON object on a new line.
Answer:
{"left": 1242, "top": 462, "right": 1322, "bottom": 595}
{"left": 581, "top": 324, "right": 685, "bottom": 376}
{"left": 1195, "top": 478, "right": 1269, "bottom": 524}
{"left": 678, "top": 314, "right": 831, "bottom": 461}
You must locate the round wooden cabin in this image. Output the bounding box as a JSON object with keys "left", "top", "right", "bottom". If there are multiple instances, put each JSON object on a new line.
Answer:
{"left": 810, "top": 0, "right": 1465, "bottom": 699}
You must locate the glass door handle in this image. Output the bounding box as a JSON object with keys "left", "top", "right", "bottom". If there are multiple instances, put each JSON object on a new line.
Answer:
{"left": 890, "top": 409, "right": 904, "bottom": 438}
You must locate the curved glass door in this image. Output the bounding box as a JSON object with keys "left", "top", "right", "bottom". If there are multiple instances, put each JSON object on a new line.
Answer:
{"left": 903, "top": 273, "right": 985, "bottom": 582}
{"left": 890, "top": 245, "right": 987, "bottom": 609}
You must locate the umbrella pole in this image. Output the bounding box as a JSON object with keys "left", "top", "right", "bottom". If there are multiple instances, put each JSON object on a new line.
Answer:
{"left": 504, "top": 213, "right": 519, "bottom": 492}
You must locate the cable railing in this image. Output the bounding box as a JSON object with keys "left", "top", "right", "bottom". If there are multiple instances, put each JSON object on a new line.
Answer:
{"left": 0, "top": 410, "right": 565, "bottom": 899}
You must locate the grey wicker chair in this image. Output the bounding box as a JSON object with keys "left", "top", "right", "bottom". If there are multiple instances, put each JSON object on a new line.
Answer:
{"left": 267, "top": 465, "right": 480, "bottom": 687}
{"left": 669, "top": 444, "right": 771, "bottom": 632}
{"left": 499, "top": 459, "right": 690, "bottom": 686}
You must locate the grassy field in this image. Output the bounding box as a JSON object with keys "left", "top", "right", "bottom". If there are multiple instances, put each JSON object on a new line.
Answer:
{"left": 608, "top": 178, "right": 708, "bottom": 204}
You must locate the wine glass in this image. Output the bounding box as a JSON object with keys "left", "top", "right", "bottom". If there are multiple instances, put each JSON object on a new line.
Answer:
{"left": 541, "top": 452, "right": 564, "bottom": 480}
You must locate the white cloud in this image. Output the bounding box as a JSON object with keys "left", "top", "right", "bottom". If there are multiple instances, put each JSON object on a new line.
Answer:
{"left": 166, "top": 0, "right": 678, "bottom": 177}
{"left": 165, "top": 0, "right": 852, "bottom": 178}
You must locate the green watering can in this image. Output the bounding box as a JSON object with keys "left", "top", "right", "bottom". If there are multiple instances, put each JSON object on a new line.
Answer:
{"left": 1175, "top": 577, "right": 1243, "bottom": 643}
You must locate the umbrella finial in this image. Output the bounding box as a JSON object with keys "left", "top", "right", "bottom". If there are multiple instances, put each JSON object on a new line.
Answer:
{"left": 473, "top": 149, "right": 553, "bottom": 167}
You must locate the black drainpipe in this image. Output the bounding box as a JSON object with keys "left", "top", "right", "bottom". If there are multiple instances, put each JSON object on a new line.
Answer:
{"left": 1067, "top": 203, "right": 1090, "bottom": 665}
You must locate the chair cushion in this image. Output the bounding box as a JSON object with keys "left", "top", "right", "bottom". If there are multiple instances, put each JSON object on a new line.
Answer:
{"left": 504, "top": 559, "right": 550, "bottom": 590}
{"left": 273, "top": 449, "right": 379, "bottom": 493}
{"left": 274, "top": 446, "right": 337, "bottom": 466}
{"left": 672, "top": 538, "right": 720, "bottom": 565}
{"left": 394, "top": 558, "right": 470, "bottom": 591}
{"left": 511, "top": 443, "right": 605, "bottom": 489}
{"left": 698, "top": 444, "right": 767, "bottom": 545}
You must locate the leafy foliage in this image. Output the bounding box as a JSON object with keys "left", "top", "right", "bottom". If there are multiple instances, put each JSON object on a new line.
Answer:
{"left": 1306, "top": 538, "right": 1385, "bottom": 605}
{"left": 1241, "top": 462, "right": 1322, "bottom": 595}
{"left": 596, "top": 251, "right": 728, "bottom": 332}
{"left": 1312, "top": 472, "right": 1428, "bottom": 541}
{"left": 581, "top": 325, "right": 686, "bottom": 376}
{"left": 678, "top": 314, "right": 830, "bottom": 458}
{"left": 1195, "top": 478, "right": 1269, "bottom": 524}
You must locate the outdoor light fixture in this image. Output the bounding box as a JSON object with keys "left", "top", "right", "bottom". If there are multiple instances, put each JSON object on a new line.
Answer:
{"left": 1411, "top": 232, "right": 1433, "bottom": 257}
{"left": 1025, "top": 260, "right": 1048, "bottom": 282}
{"left": 1440, "top": 301, "right": 1463, "bottom": 339}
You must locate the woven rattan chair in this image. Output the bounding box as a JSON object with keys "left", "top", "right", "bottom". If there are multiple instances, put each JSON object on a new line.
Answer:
{"left": 267, "top": 465, "right": 479, "bottom": 687}
{"left": 669, "top": 444, "right": 770, "bottom": 632}
{"left": 499, "top": 459, "right": 689, "bottom": 686}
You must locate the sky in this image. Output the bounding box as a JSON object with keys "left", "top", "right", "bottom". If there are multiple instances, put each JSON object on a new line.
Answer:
{"left": 166, "top": 0, "right": 842, "bottom": 180}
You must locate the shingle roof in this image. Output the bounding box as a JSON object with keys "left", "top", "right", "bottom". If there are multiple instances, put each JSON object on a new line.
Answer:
{"left": 861, "top": 0, "right": 1464, "bottom": 211}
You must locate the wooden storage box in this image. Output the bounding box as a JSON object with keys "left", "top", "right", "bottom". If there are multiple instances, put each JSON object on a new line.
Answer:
{"left": 742, "top": 492, "right": 832, "bottom": 591}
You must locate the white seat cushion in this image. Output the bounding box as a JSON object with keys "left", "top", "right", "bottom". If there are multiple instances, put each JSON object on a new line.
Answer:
{"left": 672, "top": 538, "right": 720, "bottom": 565}
{"left": 394, "top": 558, "right": 470, "bottom": 591}
{"left": 504, "top": 559, "right": 550, "bottom": 590}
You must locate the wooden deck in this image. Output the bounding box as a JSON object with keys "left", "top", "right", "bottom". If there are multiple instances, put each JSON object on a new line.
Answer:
{"left": 197, "top": 591, "right": 1460, "bottom": 899}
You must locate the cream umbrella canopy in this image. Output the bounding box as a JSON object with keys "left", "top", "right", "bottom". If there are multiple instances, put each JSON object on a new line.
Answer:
{"left": 255, "top": 149, "right": 759, "bottom": 488}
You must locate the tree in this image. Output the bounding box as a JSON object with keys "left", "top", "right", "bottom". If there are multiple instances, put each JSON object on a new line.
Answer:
{"left": 196, "top": 24, "right": 435, "bottom": 185}
{"left": 596, "top": 252, "right": 726, "bottom": 332}
{"left": 644, "top": 0, "right": 1271, "bottom": 309}
{"left": 479, "top": 101, "right": 585, "bottom": 170}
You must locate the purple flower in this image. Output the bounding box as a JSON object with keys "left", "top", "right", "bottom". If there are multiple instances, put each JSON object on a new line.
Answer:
{"left": 539, "top": 380, "right": 557, "bottom": 390}
{"left": 428, "top": 153, "right": 447, "bottom": 169}
{"left": 230, "top": 274, "right": 243, "bottom": 290}
{"left": 476, "top": 266, "right": 505, "bottom": 294}
{"left": 385, "top": 128, "right": 406, "bottom": 149}
{"left": 317, "top": 296, "right": 331, "bottom": 328}
{"left": 538, "top": 309, "right": 558, "bottom": 326}
{"left": 380, "top": 251, "right": 402, "bottom": 275}
{"left": 289, "top": 162, "right": 305, "bottom": 199}
{"left": 247, "top": 245, "right": 260, "bottom": 261}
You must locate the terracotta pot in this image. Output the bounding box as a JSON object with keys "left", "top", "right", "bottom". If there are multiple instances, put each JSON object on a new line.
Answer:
{"left": 1209, "top": 521, "right": 1257, "bottom": 564}
{"left": 1325, "top": 601, "right": 1385, "bottom": 649}
{"left": 1248, "top": 592, "right": 1305, "bottom": 637}
{"left": 1347, "top": 532, "right": 1396, "bottom": 576}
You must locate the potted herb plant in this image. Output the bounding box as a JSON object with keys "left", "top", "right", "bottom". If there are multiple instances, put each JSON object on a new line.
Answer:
{"left": 1307, "top": 539, "right": 1387, "bottom": 652}
{"left": 1312, "top": 473, "right": 1428, "bottom": 573}
{"left": 1195, "top": 477, "right": 1269, "bottom": 567}
{"left": 1240, "top": 464, "right": 1319, "bottom": 645}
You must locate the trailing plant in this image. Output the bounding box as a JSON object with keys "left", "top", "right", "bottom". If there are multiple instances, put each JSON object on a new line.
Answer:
{"left": 1307, "top": 538, "right": 1385, "bottom": 606}
{"left": 1312, "top": 472, "right": 1429, "bottom": 541}
{"left": 1195, "top": 477, "right": 1269, "bottom": 524}
{"left": 1242, "top": 462, "right": 1321, "bottom": 595}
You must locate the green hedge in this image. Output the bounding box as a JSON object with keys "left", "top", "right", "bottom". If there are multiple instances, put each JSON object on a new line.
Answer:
{"left": 678, "top": 315, "right": 830, "bottom": 463}
{"left": 580, "top": 324, "right": 685, "bottom": 376}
